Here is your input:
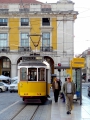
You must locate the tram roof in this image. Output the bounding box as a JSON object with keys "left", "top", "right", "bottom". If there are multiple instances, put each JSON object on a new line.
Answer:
{"left": 18, "top": 61, "right": 47, "bottom": 66}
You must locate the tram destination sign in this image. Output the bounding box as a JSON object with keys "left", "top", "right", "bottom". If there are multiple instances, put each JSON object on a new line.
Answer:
{"left": 22, "top": 56, "right": 43, "bottom": 62}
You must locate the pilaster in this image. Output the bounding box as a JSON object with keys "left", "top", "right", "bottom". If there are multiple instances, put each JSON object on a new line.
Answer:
{"left": 11, "top": 63, "right": 17, "bottom": 78}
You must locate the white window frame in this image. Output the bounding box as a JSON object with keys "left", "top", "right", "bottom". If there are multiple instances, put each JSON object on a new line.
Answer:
{"left": 0, "top": 33, "right": 8, "bottom": 47}
{"left": 21, "top": 18, "right": 29, "bottom": 26}
{"left": 0, "top": 18, "right": 8, "bottom": 26}
{"left": 20, "top": 33, "right": 29, "bottom": 47}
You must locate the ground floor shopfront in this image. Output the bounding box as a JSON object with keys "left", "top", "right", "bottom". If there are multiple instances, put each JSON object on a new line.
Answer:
{"left": 0, "top": 52, "right": 72, "bottom": 79}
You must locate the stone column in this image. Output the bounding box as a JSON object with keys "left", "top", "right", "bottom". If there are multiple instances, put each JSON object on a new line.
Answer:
{"left": 11, "top": 64, "right": 17, "bottom": 78}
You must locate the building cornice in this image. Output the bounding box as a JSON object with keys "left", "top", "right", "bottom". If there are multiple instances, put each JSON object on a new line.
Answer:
{"left": 0, "top": 11, "right": 78, "bottom": 18}
{"left": 0, "top": 26, "right": 10, "bottom": 32}
{"left": 18, "top": 26, "right": 32, "bottom": 32}
{"left": 40, "top": 26, "right": 53, "bottom": 32}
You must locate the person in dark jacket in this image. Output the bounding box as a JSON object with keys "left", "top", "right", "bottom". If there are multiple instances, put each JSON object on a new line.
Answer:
{"left": 52, "top": 77, "right": 61, "bottom": 102}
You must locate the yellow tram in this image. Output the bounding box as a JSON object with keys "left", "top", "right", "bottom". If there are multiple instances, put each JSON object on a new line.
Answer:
{"left": 18, "top": 56, "right": 51, "bottom": 103}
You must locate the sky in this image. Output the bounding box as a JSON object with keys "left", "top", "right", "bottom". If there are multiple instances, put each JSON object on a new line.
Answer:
{"left": 38, "top": 0, "right": 90, "bottom": 55}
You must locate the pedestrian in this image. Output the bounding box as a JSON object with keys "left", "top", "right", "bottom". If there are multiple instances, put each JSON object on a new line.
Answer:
{"left": 62, "top": 78, "right": 67, "bottom": 102}
{"left": 58, "top": 79, "right": 62, "bottom": 96}
{"left": 63, "top": 77, "right": 76, "bottom": 114}
{"left": 52, "top": 77, "right": 61, "bottom": 102}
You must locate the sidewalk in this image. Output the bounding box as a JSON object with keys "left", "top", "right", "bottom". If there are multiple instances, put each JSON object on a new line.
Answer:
{"left": 51, "top": 95, "right": 90, "bottom": 120}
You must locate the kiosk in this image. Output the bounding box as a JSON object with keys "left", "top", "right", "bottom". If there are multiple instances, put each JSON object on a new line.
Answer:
{"left": 54, "top": 58, "right": 85, "bottom": 105}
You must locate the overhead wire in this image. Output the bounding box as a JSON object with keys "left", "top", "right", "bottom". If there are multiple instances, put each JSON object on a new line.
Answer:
{"left": 0, "top": 3, "right": 89, "bottom": 31}
{"left": 0, "top": 2, "right": 88, "bottom": 56}
{"left": 0, "top": 1, "right": 86, "bottom": 55}
{"left": 4, "top": 0, "right": 75, "bottom": 47}
{"left": 0, "top": 1, "right": 90, "bottom": 20}
{"left": 77, "top": 8, "right": 90, "bottom": 14}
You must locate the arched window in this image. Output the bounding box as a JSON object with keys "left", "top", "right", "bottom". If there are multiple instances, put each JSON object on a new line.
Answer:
{"left": 3, "top": 58, "right": 10, "bottom": 68}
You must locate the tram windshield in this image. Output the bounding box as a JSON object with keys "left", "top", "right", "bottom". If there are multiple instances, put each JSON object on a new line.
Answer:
{"left": 38, "top": 68, "right": 45, "bottom": 81}
{"left": 20, "top": 67, "right": 45, "bottom": 81}
{"left": 28, "top": 68, "right": 45, "bottom": 81}
{"left": 20, "top": 68, "right": 27, "bottom": 80}
{"left": 28, "top": 68, "right": 37, "bottom": 81}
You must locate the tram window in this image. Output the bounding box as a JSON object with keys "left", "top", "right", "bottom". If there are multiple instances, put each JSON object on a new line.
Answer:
{"left": 28, "top": 68, "right": 37, "bottom": 81}
{"left": 20, "top": 68, "right": 27, "bottom": 80}
{"left": 38, "top": 68, "right": 45, "bottom": 81}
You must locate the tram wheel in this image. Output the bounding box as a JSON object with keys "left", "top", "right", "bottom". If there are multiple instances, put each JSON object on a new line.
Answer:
{"left": 40, "top": 97, "right": 47, "bottom": 104}
{"left": 22, "top": 98, "right": 25, "bottom": 101}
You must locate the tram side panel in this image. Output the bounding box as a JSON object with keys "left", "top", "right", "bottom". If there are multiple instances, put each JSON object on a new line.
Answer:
{"left": 18, "top": 82, "right": 47, "bottom": 97}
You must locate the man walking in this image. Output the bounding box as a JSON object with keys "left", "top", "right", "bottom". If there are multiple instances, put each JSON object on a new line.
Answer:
{"left": 63, "top": 77, "right": 76, "bottom": 114}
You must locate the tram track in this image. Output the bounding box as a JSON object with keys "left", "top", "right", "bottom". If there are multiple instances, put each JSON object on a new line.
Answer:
{"left": 11, "top": 105, "right": 39, "bottom": 120}
{"left": 11, "top": 104, "right": 27, "bottom": 120}
{"left": 10, "top": 102, "right": 51, "bottom": 120}
{"left": 0, "top": 93, "right": 51, "bottom": 120}
{"left": 30, "top": 105, "right": 39, "bottom": 120}
{"left": 29, "top": 102, "right": 51, "bottom": 120}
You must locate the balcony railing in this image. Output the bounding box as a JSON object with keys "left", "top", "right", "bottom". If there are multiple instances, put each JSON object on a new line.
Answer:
{"left": 0, "top": 9, "right": 9, "bottom": 13}
{"left": 41, "top": 8, "right": 51, "bottom": 12}
{"left": 40, "top": 46, "right": 53, "bottom": 52}
{"left": 19, "top": 8, "right": 29, "bottom": 12}
{"left": 0, "top": 47, "right": 10, "bottom": 52}
{"left": 18, "top": 46, "right": 32, "bottom": 52}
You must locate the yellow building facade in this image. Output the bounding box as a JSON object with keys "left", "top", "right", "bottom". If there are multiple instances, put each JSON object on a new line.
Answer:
{"left": 0, "top": 0, "right": 78, "bottom": 79}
